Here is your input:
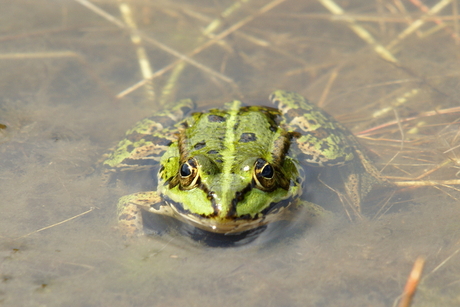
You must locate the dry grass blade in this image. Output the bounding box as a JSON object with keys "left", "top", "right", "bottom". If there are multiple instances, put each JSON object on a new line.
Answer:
{"left": 414, "top": 159, "right": 453, "bottom": 180}
{"left": 427, "top": 247, "right": 460, "bottom": 277}
{"left": 160, "top": 0, "right": 252, "bottom": 105}
{"left": 117, "top": 0, "right": 289, "bottom": 98}
{"left": 0, "top": 51, "right": 78, "bottom": 59}
{"left": 454, "top": 0, "right": 460, "bottom": 43}
{"left": 408, "top": 0, "right": 460, "bottom": 42}
{"left": 386, "top": 0, "right": 453, "bottom": 50}
{"left": 318, "top": 176, "right": 363, "bottom": 221}
{"left": 73, "top": 0, "right": 235, "bottom": 86}
{"left": 15, "top": 207, "right": 95, "bottom": 239}
{"left": 359, "top": 105, "right": 460, "bottom": 135}
{"left": 203, "top": 0, "right": 252, "bottom": 35}
{"left": 372, "top": 89, "right": 420, "bottom": 119}
{"left": 177, "top": 0, "right": 290, "bottom": 69}
{"left": 395, "top": 257, "right": 425, "bottom": 307}
{"left": 317, "top": 0, "right": 398, "bottom": 63}
{"left": 0, "top": 50, "right": 115, "bottom": 97}
{"left": 119, "top": 2, "right": 155, "bottom": 102}
{"left": 317, "top": 67, "right": 339, "bottom": 107}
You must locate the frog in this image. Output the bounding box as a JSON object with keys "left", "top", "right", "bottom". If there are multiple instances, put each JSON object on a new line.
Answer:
{"left": 103, "top": 90, "right": 387, "bottom": 236}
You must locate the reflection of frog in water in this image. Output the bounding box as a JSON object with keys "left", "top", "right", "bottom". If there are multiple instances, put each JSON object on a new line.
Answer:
{"left": 104, "top": 90, "right": 390, "bottom": 236}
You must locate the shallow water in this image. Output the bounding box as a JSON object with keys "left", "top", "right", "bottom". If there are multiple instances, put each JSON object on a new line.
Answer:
{"left": 1, "top": 0, "right": 460, "bottom": 306}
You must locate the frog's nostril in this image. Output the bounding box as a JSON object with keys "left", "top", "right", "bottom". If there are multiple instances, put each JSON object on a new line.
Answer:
{"left": 207, "top": 191, "right": 215, "bottom": 200}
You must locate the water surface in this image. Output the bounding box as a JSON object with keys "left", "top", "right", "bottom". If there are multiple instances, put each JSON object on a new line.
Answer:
{"left": 1, "top": 0, "right": 460, "bottom": 306}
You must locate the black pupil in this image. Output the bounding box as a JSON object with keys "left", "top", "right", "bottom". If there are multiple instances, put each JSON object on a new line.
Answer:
{"left": 261, "top": 164, "right": 274, "bottom": 178}
{"left": 180, "top": 163, "right": 192, "bottom": 177}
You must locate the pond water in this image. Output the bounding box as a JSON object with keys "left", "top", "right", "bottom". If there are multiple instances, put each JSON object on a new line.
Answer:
{"left": 1, "top": 0, "right": 460, "bottom": 306}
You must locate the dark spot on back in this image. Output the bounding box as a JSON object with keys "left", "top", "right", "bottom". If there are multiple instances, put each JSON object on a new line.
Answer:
{"left": 208, "top": 150, "right": 218, "bottom": 154}
{"left": 239, "top": 132, "right": 257, "bottom": 143}
{"left": 298, "top": 153, "right": 316, "bottom": 162}
{"left": 309, "top": 128, "right": 330, "bottom": 139}
{"left": 128, "top": 134, "right": 172, "bottom": 146}
{"left": 208, "top": 114, "right": 226, "bottom": 123}
{"left": 319, "top": 141, "right": 330, "bottom": 151}
{"left": 286, "top": 108, "right": 305, "bottom": 119}
{"left": 194, "top": 141, "right": 206, "bottom": 150}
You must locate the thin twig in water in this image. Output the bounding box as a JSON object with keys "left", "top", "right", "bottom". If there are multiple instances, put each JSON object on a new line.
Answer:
{"left": 117, "top": 0, "right": 289, "bottom": 98}
{"left": 119, "top": 2, "right": 155, "bottom": 102}
{"left": 393, "top": 108, "right": 405, "bottom": 151}
{"left": 16, "top": 207, "right": 95, "bottom": 239}
{"left": 408, "top": 0, "right": 460, "bottom": 43}
{"left": 73, "top": 0, "right": 235, "bottom": 87}
{"left": 425, "top": 247, "right": 460, "bottom": 277}
{"left": 386, "top": 0, "right": 454, "bottom": 50}
{"left": 318, "top": 67, "right": 339, "bottom": 108}
{"left": 317, "top": 0, "right": 398, "bottom": 63}
{"left": 360, "top": 106, "right": 460, "bottom": 135}
{"left": 318, "top": 176, "right": 362, "bottom": 221}
{"left": 393, "top": 179, "right": 460, "bottom": 186}
{"left": 395, "top": 257, "right": 425, "bottom": 307}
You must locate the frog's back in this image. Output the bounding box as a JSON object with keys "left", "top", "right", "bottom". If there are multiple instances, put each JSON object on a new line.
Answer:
{"left": 181, "top": 102, "right": 285, "bottom": 167}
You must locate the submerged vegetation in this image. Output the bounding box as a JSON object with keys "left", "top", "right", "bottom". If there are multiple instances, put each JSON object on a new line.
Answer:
{"left": 1, "top": 0, "right": 460, "bottom": 306}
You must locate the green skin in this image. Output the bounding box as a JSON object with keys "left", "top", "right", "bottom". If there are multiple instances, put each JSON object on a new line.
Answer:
{"left": 104, "top": 90, "right": 385, "bottom": 235}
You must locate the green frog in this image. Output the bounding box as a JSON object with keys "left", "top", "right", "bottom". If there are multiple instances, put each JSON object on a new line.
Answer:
{"left": 104, "top": 90, "right": 386, "bottom": 236}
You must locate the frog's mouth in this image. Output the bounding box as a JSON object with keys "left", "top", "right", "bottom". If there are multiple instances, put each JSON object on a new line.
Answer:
{"left": 155, "top": 197, "right": 295, "bottom": 234}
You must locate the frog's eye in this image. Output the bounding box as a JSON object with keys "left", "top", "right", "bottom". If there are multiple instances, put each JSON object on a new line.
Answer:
{"left": 180, "top": 162, "right": 192, "bottom": 177}
{"left": 253, "top": 158, "right": 276, "bottom": 190}
{"left": 179, "top": 158, "right": 199, "bottom": 188}
{"left": 260, "top": 164, "right": 274, "bottom": 179}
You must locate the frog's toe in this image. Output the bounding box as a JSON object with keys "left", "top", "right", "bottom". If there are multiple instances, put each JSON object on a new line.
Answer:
{"left": 296, "top": 200, "right": 333, "bottom": 222}
{"left": 117, "top": 201, "right": 144, "bottom": 237}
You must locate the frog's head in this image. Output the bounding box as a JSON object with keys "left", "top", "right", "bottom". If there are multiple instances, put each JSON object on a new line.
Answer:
{"left": 157, "top": 153, "right": 302, "bottom": 234}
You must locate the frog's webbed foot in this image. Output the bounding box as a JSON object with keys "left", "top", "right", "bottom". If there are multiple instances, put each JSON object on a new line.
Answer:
{"left": 117, "top": 191, "right": 162, "bottom": 237}
{"left": 289, "top": 199, "right": 332, "bottom": 224}
{"left": 338, "top": 148, "right": 393, "bottom": 217}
